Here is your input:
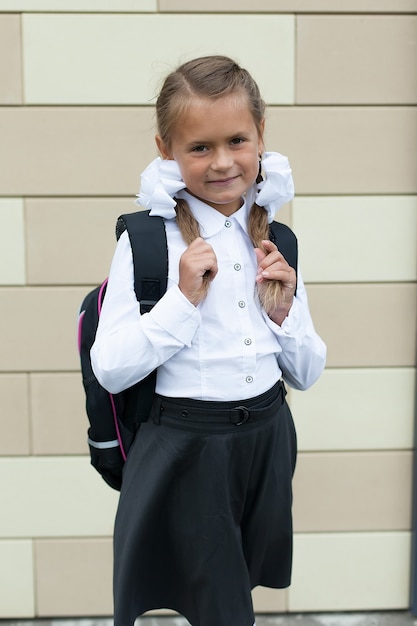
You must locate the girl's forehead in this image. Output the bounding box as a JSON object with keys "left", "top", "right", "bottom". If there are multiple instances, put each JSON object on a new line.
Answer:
{"left": 182, "top": 93, "right": 250, "bottom": 115}
{"left": 174, "top": 93, "right": 259, "bottom": 134}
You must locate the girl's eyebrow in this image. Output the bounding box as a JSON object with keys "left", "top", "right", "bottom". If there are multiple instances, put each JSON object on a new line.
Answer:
{"left": 187, "top": 132, "right": 248, "bottom": 146}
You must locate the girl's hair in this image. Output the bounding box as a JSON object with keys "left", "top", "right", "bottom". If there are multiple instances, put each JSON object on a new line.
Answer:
{"left": 156, "top": 55, "right": 283, "bottom": 313}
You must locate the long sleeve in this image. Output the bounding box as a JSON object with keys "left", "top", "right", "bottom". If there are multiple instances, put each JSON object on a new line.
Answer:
{"left": 262, "top": 271, "right": 327, "bottom": 390}
{"left": 91, "top": 230, "right": 201, "bottom": 394}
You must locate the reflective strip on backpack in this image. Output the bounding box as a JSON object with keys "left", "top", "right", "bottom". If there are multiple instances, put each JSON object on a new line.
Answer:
{"left": 88, "top": 437, "right": 120, "bottom": 450}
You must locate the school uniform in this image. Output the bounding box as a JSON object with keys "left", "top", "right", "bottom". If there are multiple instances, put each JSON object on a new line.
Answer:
{"left": 91, "top": 190, "right": 326, "bottom": 626}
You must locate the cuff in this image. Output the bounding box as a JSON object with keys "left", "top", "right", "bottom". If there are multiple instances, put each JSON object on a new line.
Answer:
{"left": 148, "top": 284, "right": 201, "bottom": 347}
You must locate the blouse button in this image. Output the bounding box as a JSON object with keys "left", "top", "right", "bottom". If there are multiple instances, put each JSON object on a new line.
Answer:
{"left": 245, "top": 376, "right": 254, "bottom": 384}
{"left": 225, "top": 220, "right": 232, "bottom": 228}
{"left": 238, "top": 301, "right": 246, "bottom": 308}
{"left": 244, "top": 338, "right": 252, "bottom": 346}
{"left": 234, "top": 263, "right": 242, "bottom": 271}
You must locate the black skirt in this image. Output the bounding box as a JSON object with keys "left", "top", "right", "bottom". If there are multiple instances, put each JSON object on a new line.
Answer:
{"left": 113, "top": 381, "right": 297, "bottom": 626}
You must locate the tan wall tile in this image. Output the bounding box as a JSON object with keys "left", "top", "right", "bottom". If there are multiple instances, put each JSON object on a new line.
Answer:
{"left": 253, "top": 586, "right": 287, "bottom": 613}
{"left": 159, "top": 0, "right": 417, "bottom": 11}
{"left": 35, "top": 538, "right": 113, "bottom": 617}
{"left": 0, "top": 1, "right": 416, "bottom": 13}
{"left": 289, "top": 532, "right": 411, "bottom": 611}
{"left": 1, "top": 107, "right": 156, "bottom": 196}
{"left": 22, "top": 14, "right": 294, "bottom": 105}
{"left": 276, "top": 203, "right": 291, "bottom": 228}
{"left": 0, "top": 374, "right": 30, "bottom": 455}
{"left": 0, "top": 0, "right": 155, "bottom": 8}
{"left": 26, "top": 197, "right": 135, "bottom": 285}
{"left": 293, "top": 451, "right": 413, "bottom": 532}
{"left": 0, "top": 287, "right": 91, "bottom": 371}
{"left": 293, "top": 196, "right": 417, "bottom": 283}
{"left": 306, "top": 283, "right": 417, "bottom": 367}
{"left": 3, "top": 107, "right": 416, "bottom": 197}
{"left": 0, "top": 457, "right": 118, "bottom": 538}
{"left": 265, "top": 107, "right": 417, "bottom": 194}
{"left": 0, "top": 540, "right": 35, "bottom": 618}
{"left": 290, "top": 367, "right": 415, "bottom": 452}
{"left": 0, "top": 15, "right": 22, "bottom": 104}
{"left": 297, "top": 16, "right": 417, "bottom": 104}
{"left": 0, "top": 198, "right": 25, "bottom": 285}
{"left": 23, "top": 195, "right": 290, "bottom": 287}
{"left": 31, "top": 373, "right": 87, "bottom": 455}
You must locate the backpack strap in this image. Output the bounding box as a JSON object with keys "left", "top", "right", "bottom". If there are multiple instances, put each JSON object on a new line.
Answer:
{"left": 116, "top": 210, "right": 168, "bottom": 314}
{"left": 113, "top": 210, "right": 168, "bottom": 425}
{"left": 269, "top": 221, "right": 298, "bottom": 295}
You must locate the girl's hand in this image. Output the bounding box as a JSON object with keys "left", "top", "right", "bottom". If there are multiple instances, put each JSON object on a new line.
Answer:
{"left": 179, "top": 237, "right": 218, "bottom": 306}
{"left": 255, "top": 239, "right": 296, "bottom": 325}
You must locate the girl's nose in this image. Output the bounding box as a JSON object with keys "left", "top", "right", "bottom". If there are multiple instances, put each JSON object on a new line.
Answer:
{"left": 211, "top": 149, "right": 233, "bottom": 171}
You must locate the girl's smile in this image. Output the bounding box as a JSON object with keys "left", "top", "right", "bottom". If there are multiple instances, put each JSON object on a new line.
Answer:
{"left": 156, "top": 94, "right": 264, "bottom": 216}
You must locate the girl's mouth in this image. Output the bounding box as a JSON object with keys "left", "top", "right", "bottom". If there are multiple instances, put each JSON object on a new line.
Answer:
{"left": 207, "top": 176, "right": 238, "bottom": 186}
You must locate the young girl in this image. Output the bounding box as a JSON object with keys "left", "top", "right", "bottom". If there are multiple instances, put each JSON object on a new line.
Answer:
{"left": 91, "top": 55, "right": 326, "bottom": 626}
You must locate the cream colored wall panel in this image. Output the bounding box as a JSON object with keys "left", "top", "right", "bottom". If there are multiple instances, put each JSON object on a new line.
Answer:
{"left": 0, "top": 287, "right": 91, "bottom": 371}
{"left": 31, "top": 373, "right": 87, "bottom": 455}
{"left": 35, "top": 538, "right": 113, "bottom": 617}
{"left": 293, "top": 196, "right": 417, "bottom": 283}
{"left": 297, "top": 16, "right": 417, "bottom": 104}
{"left": 0, "top": 14, "right": 22, "bottom": 104}
{"left": 306, "top": 284, "right": 417, "bottom": 367}
{"left": 0, "top": 540, "right": 34, "bottom": 618}
{"left": 293, "top": 451, "right": 412, "bottom": 532}
{"left": 289, "top": 532, "right": 411, "bottom": 611}
{"left": 22, "top": 14, "right": 294, "bottom": 105}
{"left": 0, "top": 0, "right": 155, "bottom": 8}
{"left": 26, "top": 198, "right": 135, "bottom": 285}
{"left": 0, "top": 198, "right": 25, "bottom": 284}
{"left": 0, "top": 374, "right": 30, "bottom": 455}
{"left": 1, "top": 107, "right": 156, "bottom": 196}
{"left": 159, "top": 0, "right": 417, "bottom": 11}
{"left": 266, "top": 107, "right": 417, "bottom": 195}
{"left": 290, "top": 368, "right": 415, "bottom": 452}
{"left": 0, "top": 457, "right": 118, "bottom": 538}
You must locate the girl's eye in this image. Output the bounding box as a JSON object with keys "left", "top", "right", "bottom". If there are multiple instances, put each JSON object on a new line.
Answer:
{"left": 231, "top": 137, "right": 245, "bottom": 145}
{"left": 192, "top": 145, "right": 207, "bottom": 153}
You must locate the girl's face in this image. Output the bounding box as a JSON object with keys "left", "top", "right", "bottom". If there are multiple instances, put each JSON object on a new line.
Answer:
{"left": 156, "top": 94, "right": 264, "bottom": 216}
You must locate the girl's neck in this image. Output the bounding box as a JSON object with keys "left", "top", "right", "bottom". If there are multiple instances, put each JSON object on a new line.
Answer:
{"left": 185, "top": 189, "right": 244, "bottom": 216}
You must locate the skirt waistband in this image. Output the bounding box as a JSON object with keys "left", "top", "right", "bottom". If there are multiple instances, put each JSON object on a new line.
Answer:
{"left": 151, "top": 380, "right": 286, "bottom": 426}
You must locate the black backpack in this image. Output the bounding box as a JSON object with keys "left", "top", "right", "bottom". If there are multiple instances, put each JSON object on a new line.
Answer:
{"left": 78, "top": 211, "right": 167, "bottom": 490}
{"left": 78, "top": 210, "right": 297, "bottom": 491}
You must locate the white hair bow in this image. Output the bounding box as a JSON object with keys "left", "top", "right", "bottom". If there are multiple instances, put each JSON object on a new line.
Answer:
{"left": 253, "top": 152, "right": 295, "bottom": 223}
{"left": 135, "top": 157, "right": 186, "bottom": 219}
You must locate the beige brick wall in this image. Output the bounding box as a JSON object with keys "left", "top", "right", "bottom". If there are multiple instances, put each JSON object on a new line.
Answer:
{"left": 0, "top": 0, "right": 416, "bottom": 618}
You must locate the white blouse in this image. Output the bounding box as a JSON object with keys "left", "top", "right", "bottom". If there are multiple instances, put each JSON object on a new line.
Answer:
{"left": 91, "top": 192, "right": 326, "bottom": 401}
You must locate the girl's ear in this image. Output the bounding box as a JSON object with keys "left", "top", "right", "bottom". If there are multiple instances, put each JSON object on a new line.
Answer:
{"left": 155, "top": 134, "right": 171, "bottom": 160}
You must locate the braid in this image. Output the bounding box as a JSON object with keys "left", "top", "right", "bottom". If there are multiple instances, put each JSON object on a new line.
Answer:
{"left": 175, "top": 196, "right": 285, "bottom": 314}
{"left": 247, "top": 202, "right": 284, "bottom": 316}
{"left": 175, "top": 198, "right": 211, "bottom": 302}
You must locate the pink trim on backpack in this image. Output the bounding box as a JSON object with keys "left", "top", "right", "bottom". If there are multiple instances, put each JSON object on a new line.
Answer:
{"left": 77, "top": 311, "right": 85, "bottom": 355}
{"left": 110, "top": 393, "right": 127, "bottom": 461}
{"left": 97, "top": 278, "right": 127, "bottom": 462}
{"left": 98, "top": 278, "right": 108, "bottom": 316}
